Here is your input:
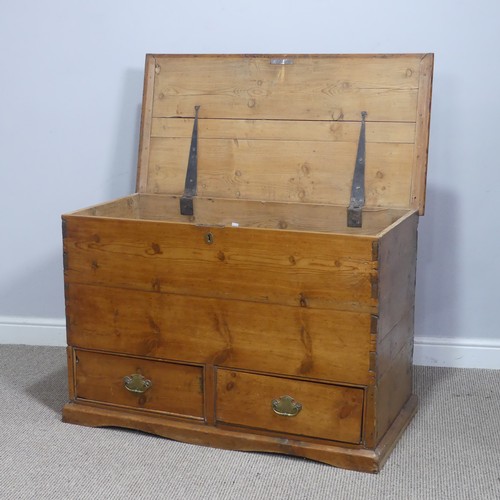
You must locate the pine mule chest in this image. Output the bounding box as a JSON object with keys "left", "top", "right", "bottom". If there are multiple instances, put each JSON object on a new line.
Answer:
{"left": 62, "top": 53, "right": 433, "bottom": 473}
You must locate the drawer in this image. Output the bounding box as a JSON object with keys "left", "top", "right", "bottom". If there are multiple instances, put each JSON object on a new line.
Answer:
{"left": 216, "top": 369, "right": 364, "bottom": 444}
{"left": 74, "top": 350, "right": 204, "bottom": 419}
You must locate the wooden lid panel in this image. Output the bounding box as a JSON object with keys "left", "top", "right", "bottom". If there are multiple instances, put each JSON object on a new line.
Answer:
{"left": 147, "top": 134, "right": 414, "bottom": 208}
{"left": 137, "top": 54, "right": 433, "bottom": 212}
{"left": 152, "top": 54, "right": 421, "bottom": 122}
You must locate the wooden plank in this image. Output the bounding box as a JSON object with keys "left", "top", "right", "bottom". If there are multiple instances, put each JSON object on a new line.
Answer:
{"left": 146, "top": 137, "right": 414, "bottom": 207}
{"left": 62, "top": 402, "right": 383, "bottom": 472}
{"left": 137, "top": 53, "right": 433, "bottom": 214}
{"left": 75, "top": 350, "right": 204, "bottom": 419}
{"left": 370, "top": 394, "right": 417, "bottom": 470}
{"left": 376, "top": 211, "right": 418, "bottom": 336}
{"left": 66, "top": 283, "right": 374, "bottom": 385}
{"left": 376, "top": 308, "right": 415, "bottom": 381}
{"left": 63, "top": 216, "right": 378, "bottom": 312}
{"left": 375, "top": 343, "right": 414, "bottom": 443}
{"left": 151, "top": 118, "right": 416, "bottom": 144}
{"left": 152, "top": 55, "right": 421, "bottom": 122}
{"left": 66, "top": 347, "right": 76, "bottom": 401}
{"left": 138, "top": 196, "right": 406, "bottom": 236}
{"left": 73, "top": 194, "right": 408, "bottom": 236}
{"left": 410, "top": 53, "right": 434, "bottom": 214}
{"left": 362, "top": 385, "right": 377, "bottom": 448}
{"left": 216, "top": 369, "right": 364, "bottom": 444}
{"left": 68, "top": 195, "right": 139, "bottom": 218}
{"left": 136, "top": 55, "right": 156, "bottom": 192}
{"left": 61, "top": 53, "right": 432, "bottom": 473}
{"left": 203, "top": 365, "right": 216, "bottom": 425}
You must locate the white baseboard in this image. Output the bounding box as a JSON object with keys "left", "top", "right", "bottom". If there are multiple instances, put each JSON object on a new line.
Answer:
{"left": 414, "top": 336, "right": 500, "bottom": 369}
{"left": 0, "top": 317, "right": 499, "bottom": 370}
{"left": 0, "top": 316, "right": 66, "bottom": 346}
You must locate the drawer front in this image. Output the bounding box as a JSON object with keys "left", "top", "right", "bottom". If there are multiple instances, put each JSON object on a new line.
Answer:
{"left": 216, "top": 369, "right": 364, "bottom": 444}
{"left": 74, "top": 350, "right": 204, "bottom": 419}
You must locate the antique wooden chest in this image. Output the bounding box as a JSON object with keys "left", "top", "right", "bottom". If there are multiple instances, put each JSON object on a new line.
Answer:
{"left": 62, "top": 54, "right": 433, "bottom": 473}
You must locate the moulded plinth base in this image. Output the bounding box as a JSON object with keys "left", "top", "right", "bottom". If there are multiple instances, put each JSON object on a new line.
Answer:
{"left": 62, "top": 394, "right": 417, "bottom": 473}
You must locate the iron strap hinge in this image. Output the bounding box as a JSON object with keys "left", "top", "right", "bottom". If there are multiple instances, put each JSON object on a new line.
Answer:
{"left": 180, "top": 105, "right": 200, "bottom": 216}
{"left": 347, "top": 111, "right": 367, "bottom": 228}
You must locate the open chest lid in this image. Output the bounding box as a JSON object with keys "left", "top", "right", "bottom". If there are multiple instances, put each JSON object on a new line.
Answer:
{"left": 136, "top": 54, "right": 433, "bottom": 221}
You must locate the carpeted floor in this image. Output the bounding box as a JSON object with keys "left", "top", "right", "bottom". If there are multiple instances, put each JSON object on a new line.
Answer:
{"left": 0, "top": 345, "right": 499, "bottom": 500}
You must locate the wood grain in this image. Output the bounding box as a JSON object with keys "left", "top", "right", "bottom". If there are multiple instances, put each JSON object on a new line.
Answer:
{"left": 152, "top": 54, "right": 421, "bottom": 122}
{"left": 66, "top": 283, "right": 374, "bottom": 385}
{"left": 62, "top": 401, "right": 381, "bottom": 472}
{"left": 62, "top": 394, "right": 418, "bottom": 472}
{"left": 66, "top": 347, "right": 76, "bottom": 401}
{"left": 63, "top": 216, "right": 378, "bottom": 311}
{"left": 377, "top": 211, "right": 418, "bottom": 336}
{"left": 376, "top": 308, "right": 415, "bottom": 381}
{"left": 74, "top": 350, "right": 204, "bottom": 419}
{"left": 72, "top": 193, "right": 407, "bottom": 236}
{"left": 362, "top": 385, "right": 377, "bottom": 448}
{"left": 61, "top": 53, "right": 430, "bottom": 472}
{"left": 374, "top": 342, "right": 414, "bottom": 442}
{"left": 203, "top": 365, "right": 216, "bottom": 425}
{"left": 411, "top": 53, "right": 434, "bottom": 214}
{"left": 136, "top": 55, "right": 156, "bottom": 192}
{"left": 146, "top": 137, "right": 414, "bottom": 207}
{"left": 68, "top": 195, "right": 138, "bottom": 219}
{"left": 151, "top": 117, "right": 416, "bottom": 143}
{"left": 135, "top": 53, "right": 433, "bottom": 216}
{"left": 216, "top": 369, "right": 364, "bottom": 443}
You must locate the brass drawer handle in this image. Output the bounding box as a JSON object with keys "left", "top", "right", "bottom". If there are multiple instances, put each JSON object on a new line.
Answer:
{"left": 271, "top": 395, "right": 302, "bottom": 417}
{"left": 123, "top": 374, "right": 152, "bottom": 394}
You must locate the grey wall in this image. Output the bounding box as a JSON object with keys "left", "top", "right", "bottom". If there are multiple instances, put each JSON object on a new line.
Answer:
{"left": 1, "top": 0, "right": 499, "bottom": 345}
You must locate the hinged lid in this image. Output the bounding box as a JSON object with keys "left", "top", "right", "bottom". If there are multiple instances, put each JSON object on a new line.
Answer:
{"left": 136, "top": 54, "right": 433, "bottom": 214}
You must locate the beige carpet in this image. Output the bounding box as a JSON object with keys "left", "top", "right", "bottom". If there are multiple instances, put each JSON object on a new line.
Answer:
{"left": 1, "top": 345, "right": 499, "bottom": 499}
